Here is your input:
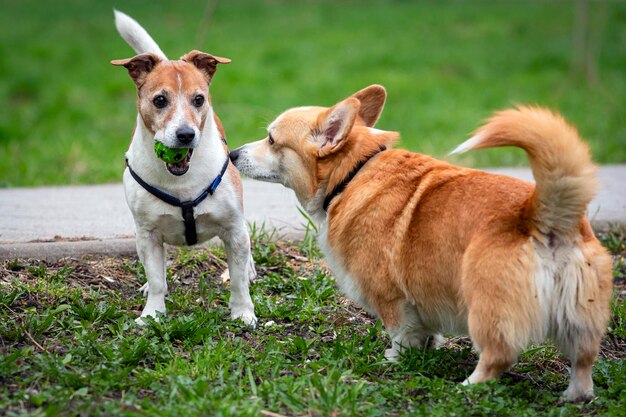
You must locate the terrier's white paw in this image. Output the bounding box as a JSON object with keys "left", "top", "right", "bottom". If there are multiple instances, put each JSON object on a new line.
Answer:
{"left": 135, "top": 310, "right": 164, "bottom": 325}
{"left": 135, "top": 316, "right": 149, "bottom": 326}
{"left": 136, "top": 300, "right": 166, "bottom": 325}
{"left": 232, "top": 310, "right": 257, "bottom": 328}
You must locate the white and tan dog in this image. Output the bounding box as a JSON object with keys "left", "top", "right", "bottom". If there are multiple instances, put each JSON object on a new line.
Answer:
{"left": 112, "top": 11, "right": 256, "bottom": 326}
{"left": 229, "top": 85, "right": 613, "bottom": 401}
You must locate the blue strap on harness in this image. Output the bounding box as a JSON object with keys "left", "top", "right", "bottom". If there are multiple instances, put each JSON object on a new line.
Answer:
{"left": 126, "top": 156, "right": 230, "bottom": 246}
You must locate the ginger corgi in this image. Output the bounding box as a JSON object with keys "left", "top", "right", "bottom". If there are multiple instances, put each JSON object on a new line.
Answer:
{"left": 230, "top": 85, "right": 613, "bottom": 401}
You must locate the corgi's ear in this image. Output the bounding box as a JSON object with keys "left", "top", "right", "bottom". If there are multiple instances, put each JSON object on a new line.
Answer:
{"left": 350, "top": 84, "right": 387, "bottom": 127}
{"left": 181, "top": 50, "right": 231, "bottom": 84}
{"left": 314, "top": 97, "right": 360, "bottom": 157}
{"left": 111, "top": 53, "right": 161, "bottom": 88}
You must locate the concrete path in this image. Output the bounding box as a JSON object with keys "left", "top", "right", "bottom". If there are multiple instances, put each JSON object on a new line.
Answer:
{"left": 0, "top": 180, "right": 302, "bottom": 260}
{"left": 1, "top": 166, "right": 624, "bottom": 260}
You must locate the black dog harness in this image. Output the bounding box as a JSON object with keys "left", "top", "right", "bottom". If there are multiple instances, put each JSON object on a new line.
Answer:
{"left": 322, "top": 145, "right": 387, "bottom": 212}
{"left": 126, "top": 157, "right": 229, "bottom": 246}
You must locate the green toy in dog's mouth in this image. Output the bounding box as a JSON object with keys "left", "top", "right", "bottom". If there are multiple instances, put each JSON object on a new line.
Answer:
{"left": 154, "top": 141, "right": 193, "bottom": 176}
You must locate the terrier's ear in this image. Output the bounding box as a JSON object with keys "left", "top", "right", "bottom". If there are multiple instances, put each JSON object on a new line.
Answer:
{"left": 181, "top": 50, "right": 231, "bottom": 84}
{"left": 350, "top": 84, "right": 387, "bottom": 127}
{"left": 313, "top": 97, "right": 360, "bottom": 157}
{"left": 111, "top": 53, "right": 161, "bottom": 88}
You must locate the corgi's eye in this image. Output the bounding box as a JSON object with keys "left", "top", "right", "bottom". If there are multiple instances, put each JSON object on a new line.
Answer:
{"left": 193, "top": 95, "right": 205, "bottom": 107}
{"left": 268, "top": 134, "right": 275, "bottom": 145}
{"left": 153, "top": 95, "right": 168, "bottom": 109}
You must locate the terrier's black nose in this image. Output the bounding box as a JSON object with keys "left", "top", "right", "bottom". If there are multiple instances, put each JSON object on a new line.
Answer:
{"left": 229, "top": 148, "right": 241, "bottom": 163}
{"left": 176, "top": 126, "right": 195, "bottom": 144}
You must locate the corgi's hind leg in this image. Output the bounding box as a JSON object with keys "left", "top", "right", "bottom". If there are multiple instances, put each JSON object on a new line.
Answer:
{"left": 461, "top": 236, "right": 536, "bottom": 384}
{"left": 464, "top": 302, "right": 521, "bottom": 384}
{"left": 560, "top": 343, "right": 598, "bottom": 402}
{"left": 462, "top": 344, "right": 518, "bottom": 385}
{"left": 553, "top": 243, "right": 613, "bottom": 402}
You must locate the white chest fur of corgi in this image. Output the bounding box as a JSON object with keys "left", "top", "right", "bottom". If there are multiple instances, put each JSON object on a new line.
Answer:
{"left": 317, "top": 223, "right": 373, "bottom": 313}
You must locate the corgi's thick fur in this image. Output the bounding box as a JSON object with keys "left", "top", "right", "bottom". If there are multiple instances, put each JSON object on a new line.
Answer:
{"left": 230, "top": 85, "right": 613, "bottom": 401}
{"left": 112, "top": 11, "right": 256, "bottom": 326}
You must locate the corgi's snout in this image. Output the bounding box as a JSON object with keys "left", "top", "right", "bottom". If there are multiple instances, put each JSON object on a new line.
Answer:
{"left": 176, "top": 126, "right": 195, "bottom": 145}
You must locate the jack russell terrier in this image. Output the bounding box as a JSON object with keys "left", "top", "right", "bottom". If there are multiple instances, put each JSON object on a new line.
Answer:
{"left": 112, "top": 10, "right": 256, "bottom": 326}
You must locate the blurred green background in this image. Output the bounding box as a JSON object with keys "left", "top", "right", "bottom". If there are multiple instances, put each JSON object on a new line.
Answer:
{"left": 0, "top": 0, "right": 624, "bottom": 187}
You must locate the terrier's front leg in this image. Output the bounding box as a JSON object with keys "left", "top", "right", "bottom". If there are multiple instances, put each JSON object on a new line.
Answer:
{"left": 135, "top": 229, "right": 167, "bottom": 324}
{"left": 221, "top": 223, "right": 257, "bottom": 327}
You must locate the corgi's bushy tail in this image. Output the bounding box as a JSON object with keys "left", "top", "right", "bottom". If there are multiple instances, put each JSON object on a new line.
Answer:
{"left": 451, "top": 106, "right": 598, "bottom": 235}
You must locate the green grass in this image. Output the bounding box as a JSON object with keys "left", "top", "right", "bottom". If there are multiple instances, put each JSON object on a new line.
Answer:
{"left": 0, "top": 0, "right": 624, "bottom": 186}
{"left": 1, "top": 227, "right": 625, "bottom": 416}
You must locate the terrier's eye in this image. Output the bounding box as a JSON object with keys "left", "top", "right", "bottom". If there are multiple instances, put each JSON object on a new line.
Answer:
{"left": 193, "top": 95, "right": 205, "bottom": 107}
{"left": 268, "top": 134, "right": 275, "bottom": 145}
{"left": 153, "top": 95, "right": 168, "bottom": 109}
